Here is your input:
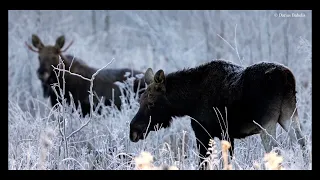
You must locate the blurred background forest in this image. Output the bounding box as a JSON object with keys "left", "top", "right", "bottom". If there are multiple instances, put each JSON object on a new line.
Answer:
{"left": 9, "top": 10, "right": 311, "bottom": 98}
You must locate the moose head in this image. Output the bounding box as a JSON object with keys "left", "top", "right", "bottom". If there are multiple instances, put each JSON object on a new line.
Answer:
{"left": 129, "top": 68, "right": 172, "bottom": 142}
{"left": 25, "top": 34, "right": 73, "bottom": 83}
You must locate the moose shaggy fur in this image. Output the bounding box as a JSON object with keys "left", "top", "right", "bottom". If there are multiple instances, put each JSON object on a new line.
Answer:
{"left": 129, "top": 59, "right": 307, "bottom": 169}
{"left": 26, "top": 34, "right": 146, "bottom": 117}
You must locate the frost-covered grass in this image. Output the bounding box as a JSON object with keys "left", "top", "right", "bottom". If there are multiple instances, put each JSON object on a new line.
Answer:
{"left": 8, "top": 10, "right": 312, "bottom": 170}
{"left": 7, "top": 83, "right": 312, "bottom": 170}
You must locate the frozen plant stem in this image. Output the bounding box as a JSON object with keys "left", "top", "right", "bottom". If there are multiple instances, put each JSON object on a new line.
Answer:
{"left": 52, "top": 57, "right": 115, "bottom": 159}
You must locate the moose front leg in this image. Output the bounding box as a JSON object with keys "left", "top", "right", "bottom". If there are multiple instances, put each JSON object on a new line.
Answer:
{"left": 191, "top": 120, "right": 212, "bottom": 170}
{"left": 195, "top": 133, "right": 211, "bottom": 170}
{"left": 228, "top": 137, "right": 235, "bottom": 158}
{"left": 50, "top": 93, "right": 59, "bottom": 109}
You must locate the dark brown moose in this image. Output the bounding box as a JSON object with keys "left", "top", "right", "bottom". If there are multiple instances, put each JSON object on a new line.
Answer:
{"left": 26, "top": 34, "right": 146, "bottom": 117}
{"left": 129, "top": 60, "right": 307, "bottom": 169}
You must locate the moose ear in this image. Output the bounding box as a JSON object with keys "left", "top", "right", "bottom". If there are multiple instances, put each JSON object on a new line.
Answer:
{"left": 31, "top": 34, "right": 44, "bottom": 49}
{"left": 154, "top": 69, "right": 165, "bottom": 84}
{"left": 55, "top": 35, "right": 65, "bottom": 49}
{"left": 145, "top": 68, "right": 154, "bottom": 85}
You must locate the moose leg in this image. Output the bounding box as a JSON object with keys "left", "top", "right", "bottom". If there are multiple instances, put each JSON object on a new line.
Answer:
{"left": 259, "top": 120, "right": 278, "bottom": 154}
{"left": 190, "top": 114, "right": 215, "bottom": 170}
{"left": 229, "top": 138, "right": 235, "bottom": 159}
{"left": 195, "top": 133, "right": 211, "bottom": 170}
{"left": 278, "top": 98, "right": 310, "bottom": 165}
{"left": 279, "top": 115, "right": 306, "bottom": 150}
{"left": 278, "top": 102, "right": 307, "bottom": 151}
{"left": 80, "top": 103, "right": 91, "bottom": 117}
{"left": 278, "top": 104, "right": 309, "bottom": 165}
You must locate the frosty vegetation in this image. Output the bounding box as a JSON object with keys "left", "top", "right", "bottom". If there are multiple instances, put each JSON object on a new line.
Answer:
{"left": 8, "top": 10, "right": 312, "bottom": 170}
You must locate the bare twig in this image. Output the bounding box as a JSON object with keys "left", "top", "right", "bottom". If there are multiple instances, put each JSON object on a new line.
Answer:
{"left": 58, "top": 57, "right": 68, "bottom": 158}
{"left": 65, "top": 58, "right": 115, "bottom": 139}
{"left": 213, "top": 107, "right": 230, "bottom": 141}
{"left": 188, "top": 116, "right": 214, "bottom": 158}
{"left": 253, "top": 120, "right": 283, "bottom": 148}
{"left": 52, "top": 66, "right": 91, "bottom": 81}
{"left": 284, "top": 106, "right": 298, "bottom": 142}
{"left": 217, "top": 34, "right": 236, "bottom": 51}
{"left": 217, "top": 24, "right": 243, "bottom": 66}
{"left": 51, "top": 56, "right": 115, "bottom": 160}
{"left": 142, "top": 116, "right": 152, "bottom": 150}
{"left": 68, "top": 55, "right": 76, "bottom": 72}
{"left": 88, "top": 58, "right": 115, "bottom": 116}
{"left": 234, "top": 24, "right": 243, "bottom": 65}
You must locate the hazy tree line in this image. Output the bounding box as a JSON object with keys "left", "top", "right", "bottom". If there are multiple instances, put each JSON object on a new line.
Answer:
{"left": 8, "top": 10, "right": 311, "bottom": 108}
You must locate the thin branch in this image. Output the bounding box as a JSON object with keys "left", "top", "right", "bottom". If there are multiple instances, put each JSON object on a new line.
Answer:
{"left": 142, "top": 116, "right": 152, "bottom": 150}
{"left": 52, "top": 66, "right": 91, "bottom": 81}
{"left": 213, "top": 107, "right": 231, "bottom": 144}
{"left": 66, "top": 118, "right": 91, "bottom": 139}
{"left": 234, "top": 24, "right": 243, "bottom": 65}
{"left": 216, "top": 34, "right": 236, "bottom": 51}
{"left": 89, "top": 58, "right": 116, "bottom": 116}
{"left": 66, "top": 58, "right": 115, "bottom": 139}
{"left": 68, "top": 55, "right": 76, "bottom": 72}
{"left": 217, "top": 24, "right": 243, "bottom": 66}
{"left": 284, "top": 106, "right": 298, "bottom": 142}
{"left": 58, "top": 58, "right": 68, "bottom": 158}
{"left": 253, "top": 120, "right": 282, "bottom": 148}
{"left": 189, "top": 117, "right": 213, "bottom": 140}
{"left": 48, "top": 54, "right": 116, "bottom": 164}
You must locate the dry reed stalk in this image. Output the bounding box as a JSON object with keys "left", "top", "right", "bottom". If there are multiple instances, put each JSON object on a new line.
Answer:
{"left": 263, "top": 152, "right": 285, "bottom": 170}
{"left": 221, "top": 140, "right": 232, "bottom": 170}
{"left": 134, "top": 151, "right": 155, "bottom": 170}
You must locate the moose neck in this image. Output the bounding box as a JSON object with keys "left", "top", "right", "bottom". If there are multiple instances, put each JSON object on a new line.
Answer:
{"left": 164, "top": 69, "right": 204, "bottom": 118}
{"left": 59, "top": 54, "right": 75, "bottom": 70}
{"left": 58, "top": 54, "right": 96, "bottom": 80}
